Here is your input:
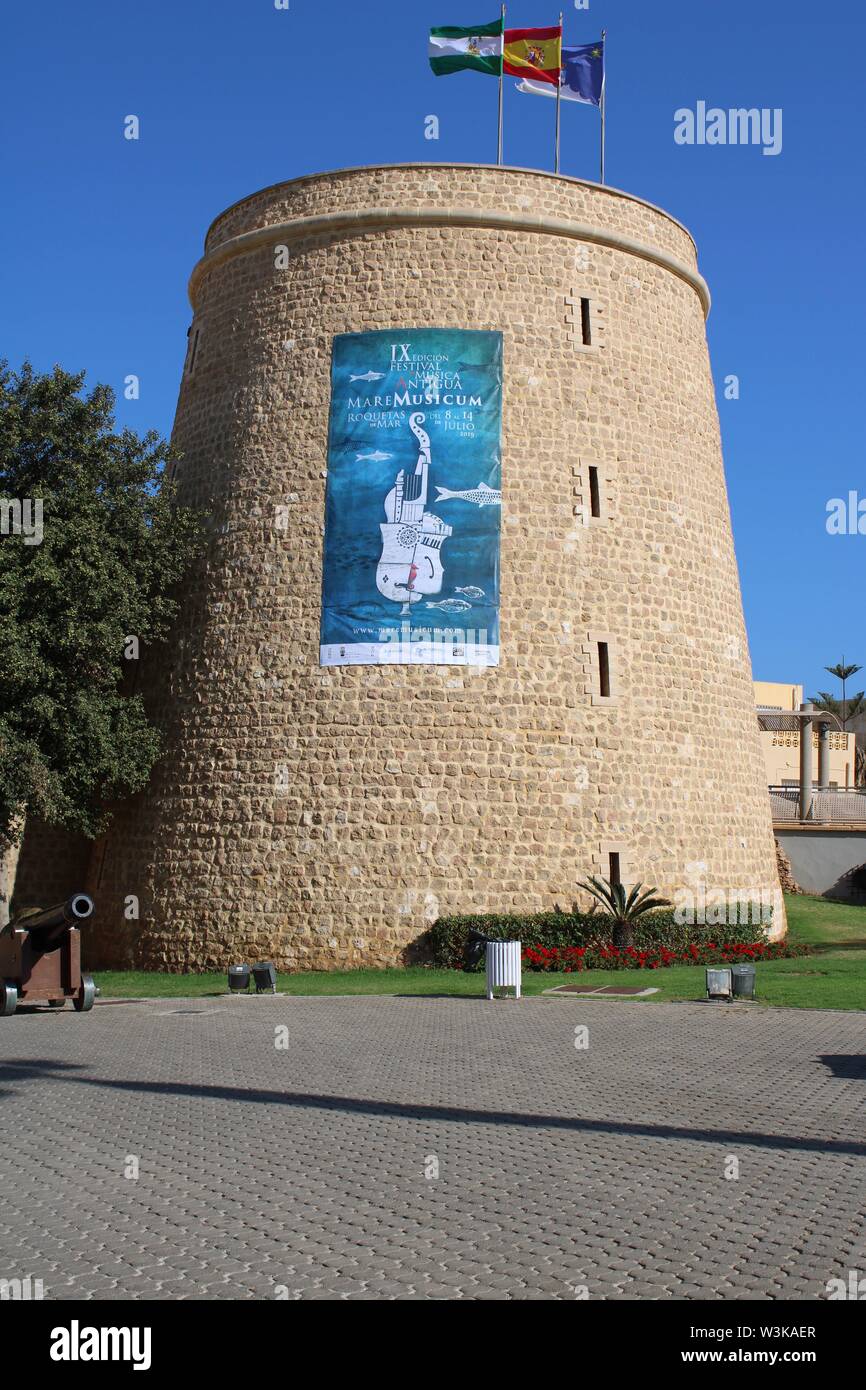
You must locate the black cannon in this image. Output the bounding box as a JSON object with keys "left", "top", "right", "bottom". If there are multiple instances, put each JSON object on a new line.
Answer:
{"left": 0, "top": 894, "right": 96, "bottom": 1016}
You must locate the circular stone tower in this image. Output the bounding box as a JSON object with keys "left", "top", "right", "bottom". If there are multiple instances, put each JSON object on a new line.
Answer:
{"left": 87, "top": 165, "right": 783, "bottom": 970}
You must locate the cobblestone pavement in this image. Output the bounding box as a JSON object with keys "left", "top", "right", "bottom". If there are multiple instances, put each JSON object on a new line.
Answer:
{"left": 0, "top": 995, "right": 864, "bottom": 1300}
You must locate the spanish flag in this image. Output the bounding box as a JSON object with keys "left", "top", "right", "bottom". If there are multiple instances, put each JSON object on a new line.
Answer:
{"left": 503, "top": 25, "right": 562, "bottom": 87}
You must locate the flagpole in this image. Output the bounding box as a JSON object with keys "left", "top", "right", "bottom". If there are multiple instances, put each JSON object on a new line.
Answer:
{"left": 498, "top": 4, "right": 505, "bottom": 165}
{"left": 599, "top": 28, "right": 607, "bottom": 184}
{"left": 554, "top": 11, "right": 563, "bottom": 174}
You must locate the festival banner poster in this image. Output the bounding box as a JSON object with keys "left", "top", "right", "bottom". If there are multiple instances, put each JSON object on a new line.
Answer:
{"left": 320, "top": 329, "right": 503, "bottom": 667}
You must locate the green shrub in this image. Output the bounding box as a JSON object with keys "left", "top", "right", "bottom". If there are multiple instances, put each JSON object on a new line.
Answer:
{"left": 424, "top": 907, "right": 773, "bottom": 970}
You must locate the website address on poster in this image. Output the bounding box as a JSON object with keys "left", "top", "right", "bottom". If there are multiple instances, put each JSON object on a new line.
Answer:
{"left": 320, "top": 640, "right": 499, "bottom": 668}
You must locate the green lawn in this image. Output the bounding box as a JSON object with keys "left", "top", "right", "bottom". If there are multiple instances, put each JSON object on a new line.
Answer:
{"left": 782, "top": 892, "right": 866, "bottom": 949}
{"left": 90, "top": 894, "right": 866, "bottom": 1011}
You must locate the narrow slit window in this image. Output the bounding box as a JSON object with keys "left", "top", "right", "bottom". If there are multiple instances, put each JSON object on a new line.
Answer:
{"left": 187, "top": 328, "right": 200, "bottom": 374}
{"left": 598, "top": 641, "right": 611, "bottom": 698}
{"left": 608, "top": 852, "right": 621, "bottom": 887}
{"left": 580, "top": 297, "right": 592, "bottom": 346}
{"left": 588, "top": 465, "right": 601, "bottom": 518}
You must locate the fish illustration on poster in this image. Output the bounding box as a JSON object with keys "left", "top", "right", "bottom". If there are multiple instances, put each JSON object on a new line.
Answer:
{"left": 320, "top": 329, "right": 503, "bottom": 667}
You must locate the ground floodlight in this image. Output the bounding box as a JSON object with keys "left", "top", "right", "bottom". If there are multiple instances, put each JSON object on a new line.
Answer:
{"left": 252, "top": 962, "right": 277, "bottom": 994}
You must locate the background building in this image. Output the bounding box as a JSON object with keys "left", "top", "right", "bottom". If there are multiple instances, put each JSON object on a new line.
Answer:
{"left": 755, "top": 680, "right": 856, "bottom": 789}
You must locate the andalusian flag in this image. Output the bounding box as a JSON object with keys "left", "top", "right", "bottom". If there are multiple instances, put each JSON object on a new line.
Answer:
{"left": 428, "top": 19, "right": 505, "bottom": 77}
{"left": 503, "top": 25, "right": 562, "bottom": 87}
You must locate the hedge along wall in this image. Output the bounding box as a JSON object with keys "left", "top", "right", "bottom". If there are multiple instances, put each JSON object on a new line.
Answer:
{"left": 423, "top": 906, "right": 787, "bottom": 970}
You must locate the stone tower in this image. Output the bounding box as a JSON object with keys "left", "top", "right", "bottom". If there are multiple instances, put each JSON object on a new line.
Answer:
{"left": 87, "top": 165, "right": 783, "bottom": 970}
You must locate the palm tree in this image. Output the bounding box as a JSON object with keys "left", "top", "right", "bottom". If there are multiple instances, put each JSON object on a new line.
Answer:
{"left": 578, "top": 877, "right": 671, "bottom": 949}
{"left": 808, "top": 692, "right": 866, "bottom": 725}
{"left": 812, "top": 659, "right": 864, "bottom": 728}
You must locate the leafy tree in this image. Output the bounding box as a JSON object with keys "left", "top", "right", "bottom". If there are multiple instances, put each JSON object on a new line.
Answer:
{"left": 0, "top": 361, "right": 202, "bottom": 865}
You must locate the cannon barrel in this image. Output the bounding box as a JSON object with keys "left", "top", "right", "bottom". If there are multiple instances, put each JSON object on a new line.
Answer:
{"left": 14, "top": 894, "right": 94, "bottom": 946}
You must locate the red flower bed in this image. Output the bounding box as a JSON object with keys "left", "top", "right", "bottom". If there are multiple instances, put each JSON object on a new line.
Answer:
{"left": 522, "top": 941, "right": 807, "bottom": 972}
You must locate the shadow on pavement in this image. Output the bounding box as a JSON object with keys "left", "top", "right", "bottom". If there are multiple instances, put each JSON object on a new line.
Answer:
{"left": 0, "top": 1058, "right": 863, "bottom": 1157}
{"left": 818, "top": 1054, "right": 866, "bottom": 1080}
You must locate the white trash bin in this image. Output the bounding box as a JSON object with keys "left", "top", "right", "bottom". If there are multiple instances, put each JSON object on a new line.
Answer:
{"left": 486, "top": 940, "right": 522, "bottom": 999}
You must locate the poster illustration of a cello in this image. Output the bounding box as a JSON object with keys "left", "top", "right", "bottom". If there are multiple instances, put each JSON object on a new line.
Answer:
{"left": 320, "top": 329, "right": 503, "bottom": 667}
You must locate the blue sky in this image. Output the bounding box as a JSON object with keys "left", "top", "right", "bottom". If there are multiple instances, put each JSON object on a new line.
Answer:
{"left": 3, "top": 1, "right": 864, "bottom": 703}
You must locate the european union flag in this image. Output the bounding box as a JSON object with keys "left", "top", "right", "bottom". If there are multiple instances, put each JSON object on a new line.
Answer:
{"left": 515, "top": 38, "right": 604, "bottom": 106}
{"left": 561, "top": 41, "right": 605, "bottom": 106}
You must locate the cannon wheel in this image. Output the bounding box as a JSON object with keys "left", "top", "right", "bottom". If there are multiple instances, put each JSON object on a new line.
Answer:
{"left": 1, "top": 981, "right": 18, "bottom": 1017}
{"left": 73, "top": 975, "right": 96, "bottom": 1012}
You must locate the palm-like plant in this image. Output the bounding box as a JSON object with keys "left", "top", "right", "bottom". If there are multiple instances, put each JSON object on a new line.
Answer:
{"left": 578, "top": 877, "right": 671, "bottom": 949}
{"left": 812, "top": 659, "right": 864, "bottom": 728}
{"left": 808, "top": 692, "right": 866, "bottom": 725}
